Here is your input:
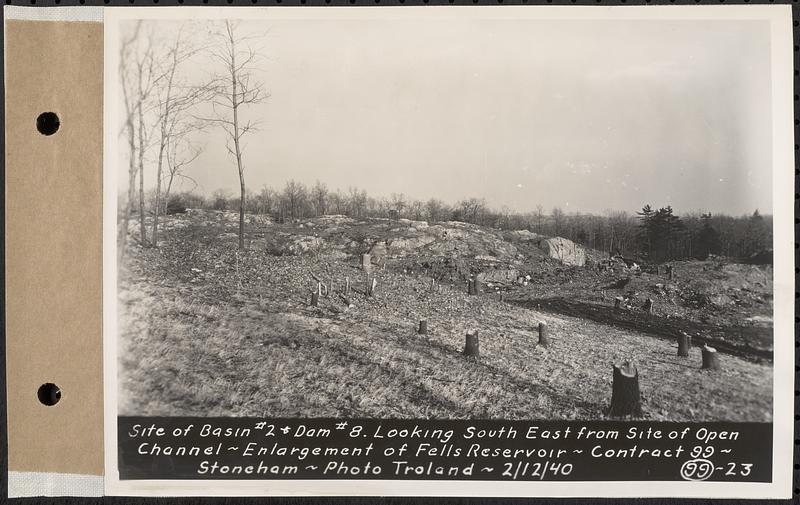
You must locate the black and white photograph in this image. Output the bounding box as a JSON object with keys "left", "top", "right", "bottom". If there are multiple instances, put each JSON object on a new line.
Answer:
{"left": 103, "top": 5, "right": 793, "bottom": 497}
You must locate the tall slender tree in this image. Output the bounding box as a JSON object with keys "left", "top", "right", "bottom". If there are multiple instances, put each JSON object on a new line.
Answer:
{"left": 119, "top": 21, "right": 157, "bottom": 254}
{"left": 150, "top": 26, "right": 208, "bottom": 247}
{"left": 203, "top": 21, "right": 267, "bottom": 249}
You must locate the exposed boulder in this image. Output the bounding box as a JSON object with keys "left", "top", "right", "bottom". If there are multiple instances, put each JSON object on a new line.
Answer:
{"left": 508, "top": 229, "right": 542, "bottom": 242}
{"left": 286, "top": 236, "right": 323, "bottom": 255}
{"left": 369, "top": 241, "right": 389, "bottom": 264}
{"left": 538, "top": 237, "right": 586, "bottom": 266}
{"left": 388, "top": 235, "right": 436, "bottom": 254}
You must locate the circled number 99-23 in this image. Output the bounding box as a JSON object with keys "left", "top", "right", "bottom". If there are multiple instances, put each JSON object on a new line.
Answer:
{"left": 680, "top": 459, "right": 752, "bottom": 481}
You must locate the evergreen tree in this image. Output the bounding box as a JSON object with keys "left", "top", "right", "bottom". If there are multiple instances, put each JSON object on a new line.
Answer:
{"left": 694, "top": 213, "right": 722, "bottom": 259}
{"left": 637, "top": 205, "right": 655, "bottom": 258}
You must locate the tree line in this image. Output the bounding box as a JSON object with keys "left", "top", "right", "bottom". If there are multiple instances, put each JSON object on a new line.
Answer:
{"left": 164, "top": 180, "right": 772, "bottom": 263}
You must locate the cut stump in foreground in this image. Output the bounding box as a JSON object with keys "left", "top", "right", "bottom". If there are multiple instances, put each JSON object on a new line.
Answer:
{"left": 677, "top": 332, "right": 691, "bottom": 357}
{"left": 464, "top": 330, "right": 480, "bottom": 358}
{"left": 608, "top": 361, "right": 643, "bottom": 418}
{"left": 702, "top": 345, "right": 720, "bottom": 370}
{"left": 310, "top": 291, "right": 319, "bottom": 307}
{"left": 418, "top": 320, "right": 428, "bottom": 335}
{"left": 361, "top": 253, "right": 371, "bottom": 272}
{"left": 538, "top": 322, "right": 549, "bottom": 347}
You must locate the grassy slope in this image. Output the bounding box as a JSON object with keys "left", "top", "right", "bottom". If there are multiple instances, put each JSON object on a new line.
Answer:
{"left": 118, "top": 215, "right": 772, "bottom": 421}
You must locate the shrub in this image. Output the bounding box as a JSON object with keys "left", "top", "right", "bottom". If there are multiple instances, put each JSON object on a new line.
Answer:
{"left": 166, "top": 194, "right": 188, "bottom": 215}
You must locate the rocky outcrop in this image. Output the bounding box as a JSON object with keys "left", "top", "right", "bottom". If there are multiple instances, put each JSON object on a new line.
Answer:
{"left": 286, "top": 236, "right": 323, "bottom": 255}
{"left": 538, "top": 237, "right": 586, "bottom": 266}
{"left": 369, "top": 241, "right": 389, "bottom": 263}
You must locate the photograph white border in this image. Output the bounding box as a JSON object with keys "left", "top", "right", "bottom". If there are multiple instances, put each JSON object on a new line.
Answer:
{"left": 102, "top": 5, "right": 795, "bottom": 497}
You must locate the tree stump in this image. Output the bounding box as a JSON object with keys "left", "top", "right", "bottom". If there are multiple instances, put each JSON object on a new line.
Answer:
{"left": 642, "top": 298, "right": 653, "bottom": 314}
{"left": 667, "top": 265, "right": 674, "bottom": 280}
{"left": 474, "top": 279, "right": 481, "bottom": 294}
{"left": 467, "top": 279, "right": 476, "bottom": 295}
{"left": 345, "top": 277, "right": 351, "bottom": 296}
{"left": 463, "top": 330, "right": 480, "bottom": 358}
{"left": 310, "top": 291, "right": 319, "bottom": 307}
{"left": 418, "top": 320, "right": 427, "bottom": 335}
{"left": 702, "top": 345, "right": 720, "bottom": 370}
{"left": 361, "top": 253, "right": 371, "bottom": 272}
{"left": 609, "top": 361, "right": 642, "bottom": 417}
{"left": 366, "top": 275, "right": 377, "bottom": 297}
{"left": 677, "top": 332, "right": 690, "bottom": 357}
{"left": 538, "top": 322, "right": 549, "bottom": 347}
{"left": 614, "top": 297, "right": 622, "bottom": 310}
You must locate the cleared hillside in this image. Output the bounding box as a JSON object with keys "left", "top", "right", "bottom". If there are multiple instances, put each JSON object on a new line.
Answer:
{"left": 118, "top": 211, "right": 773, "bottom": 421}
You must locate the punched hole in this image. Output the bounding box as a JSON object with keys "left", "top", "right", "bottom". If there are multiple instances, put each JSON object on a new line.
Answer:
{"left": 37, "top": 383, "right": 61, "bottom": 406}
{"left": 36, "top": 112, "right": 60, "bottom": 136}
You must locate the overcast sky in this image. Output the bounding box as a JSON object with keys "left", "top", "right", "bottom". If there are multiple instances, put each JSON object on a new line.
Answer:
{"left": 119, "top": 16, "right": 773, "bottom": 216}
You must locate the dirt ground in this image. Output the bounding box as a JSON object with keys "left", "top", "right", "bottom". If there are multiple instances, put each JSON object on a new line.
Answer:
{"left": 117, "top": 211, "right": 773, "bottom": 421}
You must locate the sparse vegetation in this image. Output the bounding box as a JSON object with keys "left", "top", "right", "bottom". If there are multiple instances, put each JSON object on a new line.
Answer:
{"left": 118, "top": 210, "right": 772, "bottom": 421}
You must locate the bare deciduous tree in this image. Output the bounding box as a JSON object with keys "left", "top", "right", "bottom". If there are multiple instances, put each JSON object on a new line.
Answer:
{"left": 390, "top": 193, "right": 407, "bottom": 217}
{"left": 348, "top": 187, "right": 368, "bottom": 218}
{"left": 202, "top": 21, "right": 267, "bottom": 249}
{"left": 281, "top": 180, "right": 307, "bottom": 220}
{"left": 150, "top": 26, "right": 209, "bottom": 247}
{"left": 425, "top": 198, "right": 446, "bottom": 222}
{"left": 459, "top": 197, "right": 487, "bottom": 225}
{"left": 163, "top": 133, "right": 202, "bottom": 214}
{"left": 119, "top": 21, "right": 158, "bottom": 256}
{"left": 311, "top": 180, "right": 328, "bottom": 217}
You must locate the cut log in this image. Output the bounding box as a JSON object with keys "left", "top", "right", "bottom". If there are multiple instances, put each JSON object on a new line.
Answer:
{"left": 677, "top": 332, "right": 690, "bottom": 357}
{"left": 361, "top": 253, "right": 371, "bottom": 272}
{"left": 463, "top": 330, "right": 480, "bottom": 358}
{"left": 538, "top": 322, "right": 549, "bottom": 347}
{"left": 608, "top": 361, "right": 643, "bottom": 418}
{"left": 702, "top": 345, "right": 720, "bottom": 370}
{"left": 418, "top": 320, "right": 427, "bottom": 335}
